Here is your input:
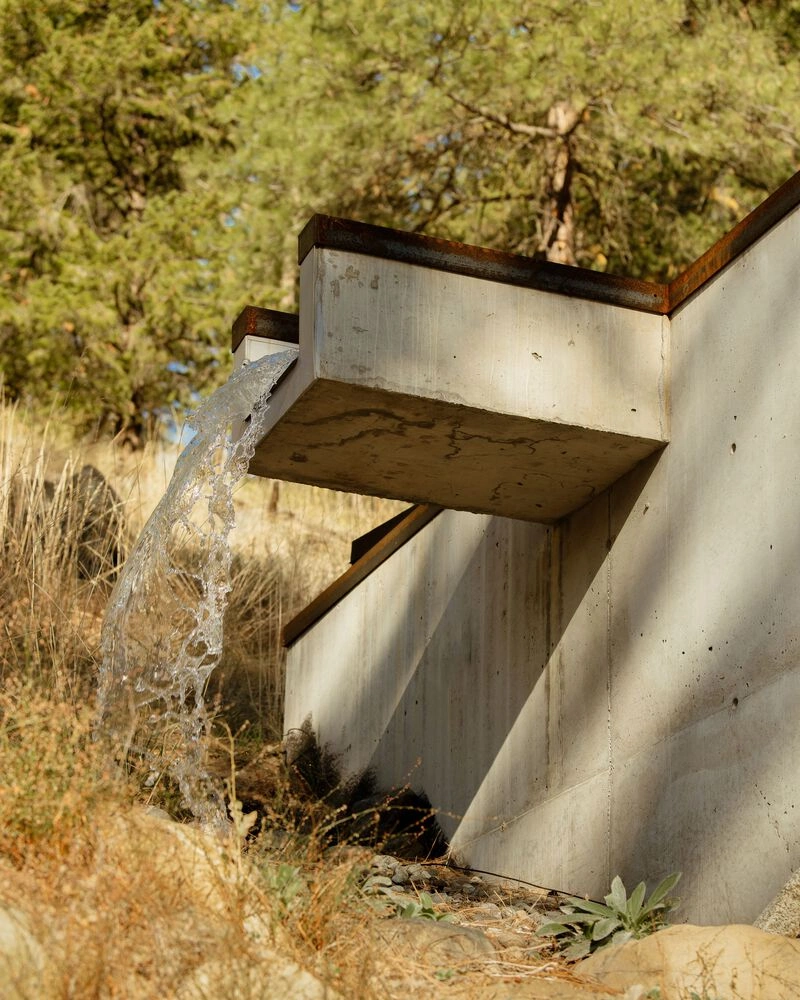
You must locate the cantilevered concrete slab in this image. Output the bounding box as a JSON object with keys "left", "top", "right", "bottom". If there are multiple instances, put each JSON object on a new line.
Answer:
{"left": 237, "top": 220, "right": 668, "bottom": 523}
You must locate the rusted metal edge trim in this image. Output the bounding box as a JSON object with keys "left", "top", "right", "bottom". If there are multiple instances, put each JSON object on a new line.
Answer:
{"left": 297, "top": 170, "right": 800, "bottom": 318}
{"left": 282, "top": 503, "right": 443, "bottom": 647}
{"left": 298, "top": 215, "right": 669, "bottom": 315}
{"left": 232, "top": 306, "right": 299, "bottom": 353}
{"left": 350, "top": 505, "right": 417, "bottom": 565}
{"left": 668, "top": 171, "right": 800, "bottom": 310}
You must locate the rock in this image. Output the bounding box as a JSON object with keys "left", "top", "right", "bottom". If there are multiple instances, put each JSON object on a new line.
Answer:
{"left": 0, "top": 906, "right": 45, "bottom": 1000}
{"left": 391, "top": 865, "right": 410, "bottom": 885}
{"left": 69, "top": 464, "right": 125, "bottom": 579}
{"left": 477, "top": 980, "right": 622, "bottom": 999}
{"left": 369, "top": 854, "right": 396, "bottom": 878}
{"left": 755, "top": 869, "right": 800, "bottom": 937}
{"left": 472, "top": 901, "right": 504, "bottom": 921}
{"left": 373, "top": 917, "right": 495, "bottom": 968}
{"left": 405, "top": 863, "right": 432, "bottom": 882}
{"left": 578, "top": 924, "right": 800, "bottom": 1000}
{"left": 177, "top": 947, "right": 342, "bottom": 1000}
{"left": 97, "top": 807, "right": 247, "bottom": 917}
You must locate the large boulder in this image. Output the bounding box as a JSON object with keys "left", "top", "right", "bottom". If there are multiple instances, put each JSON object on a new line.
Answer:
{"left": 755, "top": 869, "right": 800, "bottom": 937}
{"left": 96, "top": 806, "right": 247, "bottom": 918}
{"left": 577, "top": 923, "right": 800, "bottom": 1000}
{"left": 69, "top": 464, "right": 125, "bottom": 579}
{"left": 0, "top": 906, "right": 45, "bottom": 1000}
{"left": 177, "top": 948, "right": 343, "bottom": 1000}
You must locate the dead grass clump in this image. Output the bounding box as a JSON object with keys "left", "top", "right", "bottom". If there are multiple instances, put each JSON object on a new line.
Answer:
{"left": 211, "top": 548, "right": 297, "bottom": 740}
{"left": 0, "top": 678, "right": 126, "bottom": 866}
{"left": 0, "top": 405, "right": 127, "bottom": 700}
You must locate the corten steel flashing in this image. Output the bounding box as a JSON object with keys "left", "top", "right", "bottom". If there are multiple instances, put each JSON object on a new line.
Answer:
{"left": 297, "top": 215, "right": 670, "bottom": 314}
{"left": 232, "top": 170, "right": 800, "bottom": 347}
{"left": 282, "top": 504, "right": 442, "bottom": 646}
{"left": 235, "top": 169, "right": 800, "bottom": 646}
{"left": 295, "top": 170, "right": 800, "bottom": 316}
{"left": 667, "top": 169, "right": 800, "bottom": 309}
{"left": 232, "top": 306, "right": 299, "bottom": 354}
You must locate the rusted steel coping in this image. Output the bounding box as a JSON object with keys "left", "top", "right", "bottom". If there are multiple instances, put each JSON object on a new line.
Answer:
{"left": 231, "top": 306, "right": 299, "bottom": 353}
{"left": 668, "top": 170, "right": 800, "bottom": 308}
{"left": 282, "top": 504, "right": 443, "bottom": 647}
{"left": 298, "top": 215, "right": 669, "bottom": 314}
{"left": 297, "top": 170, "right": 800, "bottom": 318}
{"left": 232, "top": 171, "right": 800, "bottom": 352}
{"left": 350, "top": 505, "right": 417, "bottom": 565}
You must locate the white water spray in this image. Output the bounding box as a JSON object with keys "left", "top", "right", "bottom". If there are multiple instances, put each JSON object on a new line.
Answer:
{"left": 97, "top": 350, "right": 298, "bottom": 824}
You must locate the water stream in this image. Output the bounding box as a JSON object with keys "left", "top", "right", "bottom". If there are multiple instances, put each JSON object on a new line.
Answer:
{"left": 97, "top": 349, "right": 298, "bottom": 825}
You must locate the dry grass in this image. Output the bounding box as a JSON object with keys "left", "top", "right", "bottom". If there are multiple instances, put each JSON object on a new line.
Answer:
{"left": 0, "top": 400, "right": 580, "bottom": 999}
{"left": 0, "top": 400, "right": 424, "bottom": 997}
{"left": 0, "top": 398, "right": 404, "bottom": 733}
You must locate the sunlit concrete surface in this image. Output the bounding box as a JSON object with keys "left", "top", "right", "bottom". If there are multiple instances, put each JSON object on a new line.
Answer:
{"left": 284, "top": 198, "right": 800, "bottom": 924}
{"left": 249, "top": 247, "right": 668, "bottom": 522}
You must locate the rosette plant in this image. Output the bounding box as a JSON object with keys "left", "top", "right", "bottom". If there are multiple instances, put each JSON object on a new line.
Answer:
{"left": 537, "top": 872, "right": 681, "bottom": 960}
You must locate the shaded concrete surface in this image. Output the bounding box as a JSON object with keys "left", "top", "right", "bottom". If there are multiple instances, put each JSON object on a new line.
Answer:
{"left": 285, "top": 202, "right": 800, "bottom": 923}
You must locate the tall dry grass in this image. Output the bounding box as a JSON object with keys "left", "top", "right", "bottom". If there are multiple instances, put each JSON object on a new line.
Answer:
{"left": 0, "top": 401, "right": 574, "bottom": 999}
{"left": 0, "top": 399, "right": 419, "bottom": 997}
{"left": 0, "top": 398, "right": 404, "bottom": 735}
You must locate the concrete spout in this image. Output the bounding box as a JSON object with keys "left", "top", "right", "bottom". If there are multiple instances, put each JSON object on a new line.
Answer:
{"left": 235, "top": 218, "right": 670, "bottom": 522}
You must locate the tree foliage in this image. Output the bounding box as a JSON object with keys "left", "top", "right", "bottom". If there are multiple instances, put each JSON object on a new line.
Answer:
{"left": 0, "top": 0, "right": 252, "bottom": 443}
{"left": 1, "top": 0, "right": 798, "bottom": 442}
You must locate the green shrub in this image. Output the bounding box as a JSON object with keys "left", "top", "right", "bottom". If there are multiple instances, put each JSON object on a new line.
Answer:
{"left": 537, "top": 872, "right": 681, "bottom": 960}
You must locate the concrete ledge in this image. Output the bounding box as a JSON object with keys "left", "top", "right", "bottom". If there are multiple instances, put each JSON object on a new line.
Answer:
{"left": 247, "top": 246, "right": 668, "bottom": 522}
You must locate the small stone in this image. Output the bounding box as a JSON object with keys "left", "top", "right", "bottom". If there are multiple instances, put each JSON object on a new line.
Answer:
{"left": 391, "top": 866, "right": 410, "bottom": 885}
{"left": 472, "top": 902, "right": 502, "bottom": 920}
{"left": 369, "top": 854, "right": 395, "bottom": 877}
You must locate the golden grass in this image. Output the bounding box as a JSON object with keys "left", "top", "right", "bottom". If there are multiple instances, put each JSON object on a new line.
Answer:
{"left": 0, "top": 401, "right": 413, "bottom": 996}
{"left": 0, "top": 401, "right": 577, "bottom": 999}
{"left": 0, "top": 398, "right": 404, "bottom": 731}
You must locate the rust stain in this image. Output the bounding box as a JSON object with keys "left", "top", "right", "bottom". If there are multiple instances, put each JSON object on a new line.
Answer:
{"left": 231, "top": 306, "right": 299, "bottom": 352}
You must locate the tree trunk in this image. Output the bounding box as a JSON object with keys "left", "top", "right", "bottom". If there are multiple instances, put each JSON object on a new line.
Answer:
{"left": 538, "top": 101, "right": 579, "bottom": 265}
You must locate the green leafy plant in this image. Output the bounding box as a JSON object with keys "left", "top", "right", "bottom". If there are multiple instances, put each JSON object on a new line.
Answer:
{"left": 262, "top": 861, "right": 307, "bottom": 919}
{"left": 362, "top": 876, "right": 454, "bottom": 921}
{"left": 396, "top": 891, "right": 455, "bottom": 922}
{"left": 537, "top": 872, "right": 681, "bottom": 960}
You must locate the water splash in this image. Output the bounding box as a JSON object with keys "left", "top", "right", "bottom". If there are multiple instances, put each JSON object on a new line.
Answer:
{"left": 97, "top": 349, "right": 298, "bottom": 825}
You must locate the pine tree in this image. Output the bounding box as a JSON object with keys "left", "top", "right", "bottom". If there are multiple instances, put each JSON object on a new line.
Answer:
{"left": 231, "top": 0, "right": 799, "bottom": 290}
{"left": 1, "top": 0, "right": 798, "bottom": 441}
{"left": 0, "top": 0, "right": 254, "bottom": 443}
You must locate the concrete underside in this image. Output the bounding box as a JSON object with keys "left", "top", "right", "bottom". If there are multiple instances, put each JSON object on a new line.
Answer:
{"left": 249, "top": 379, "right": 663, "bottom": 522}
{"left": 250, "top": 248, "right": 668, "bottom": 522}
{"left": 284, "top": 201, "right": 800, "bottom": 925}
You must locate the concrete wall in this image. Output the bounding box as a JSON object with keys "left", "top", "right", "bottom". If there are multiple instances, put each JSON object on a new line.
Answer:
{"left": 284, "top": 201, "right": 800, "bottom": 925}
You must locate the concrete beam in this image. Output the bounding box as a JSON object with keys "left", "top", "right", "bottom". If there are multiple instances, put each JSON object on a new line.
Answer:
{"left": 248, "top": 244, "right": 668, "bottom": 522}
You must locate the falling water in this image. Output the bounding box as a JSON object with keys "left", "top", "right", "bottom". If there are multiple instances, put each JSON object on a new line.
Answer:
{"left": 97, "top": 349, "right": 298, "bottom": 825}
